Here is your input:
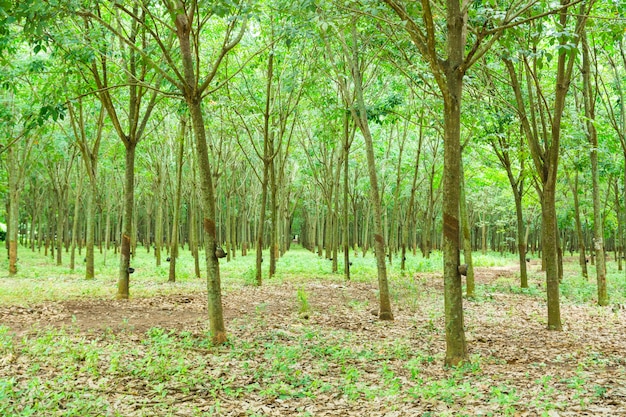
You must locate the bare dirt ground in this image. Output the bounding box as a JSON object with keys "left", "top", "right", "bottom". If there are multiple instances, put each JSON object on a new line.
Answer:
{"left": 1, "top": 264, "right": 625, "bottom": 416}
{"left": 0, "top": 280, "right": 379, "bottom": 336}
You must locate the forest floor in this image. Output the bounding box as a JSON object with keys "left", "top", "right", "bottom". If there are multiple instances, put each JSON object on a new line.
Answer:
{"left": 1, "top": 259, "right": 625, "bottom": 416}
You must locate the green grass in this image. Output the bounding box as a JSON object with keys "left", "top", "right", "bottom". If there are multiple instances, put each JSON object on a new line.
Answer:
{"left": 0, "top": 244, "right": 499, "bottom": 305}
{"left": 0, "top": 244, "right": 623, "bottom": 416}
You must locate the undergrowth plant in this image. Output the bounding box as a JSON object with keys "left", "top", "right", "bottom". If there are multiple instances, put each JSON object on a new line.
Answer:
{"left": 0, "top": 247, "right": 622, "bottom": 416}
{"left": 296, "top": 287, "right": 310, "bottom": 314}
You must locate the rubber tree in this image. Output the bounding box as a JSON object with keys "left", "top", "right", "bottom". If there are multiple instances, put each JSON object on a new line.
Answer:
{"left": 601, "top": 27, "right": 626, "bottom": 274}
{"left": 169, "top": 115, "right": 187, "bottom": 283}
{"left": 299, "top": 105, "right": 345, "bottom": 268}
{"left": 564, "top": 166, "right": 588, "bottom": 278}
{"left": 77, "top": 3, "right": 163, "bottom": 298}
{"left": 502, "top": 0, "right": 594, "bottom": 330}
{"left": 1, "top": 40, "right": 63, "bottom": 274}
{"left": 380, "top": 0, "right": 585, "bottom": 364}
{"left": 484, "top": 103, "right": 529, "bottom": 288}
{"left": 230, "top": 19, "right": 307, "bottom": 281}
{"left": 581, "top": 29, "right": 607, "bottom": 305}
{"left": 401, "top": 110, "right": 424, "bottom": 272}
{"left": 4, "top": 134, "right": 36, "bottom": 275}
{"left": 102, "top": 0, "right": 248, "bottom": 343}
{"left": 329, "top": 18, "right": 394, "bottom": 320}
{"left": 68, "top": 98, "right": 104, "bottom": 279}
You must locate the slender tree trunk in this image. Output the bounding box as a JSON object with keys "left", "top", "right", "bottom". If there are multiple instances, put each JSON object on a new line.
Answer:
{"left": 225, "top": 197, "right": 232, "bottom": 262}
{"left": 402, "top": 114, "right": 423, "bottom": 271}
{"left": 422, "top": 161, "right": 438, "bottom": 259}
{"left": 362, "top": 203, "right": 370, "bottom": 257}
{"left": 30, "top": 209, "right": 36, "bottom": 252}
{"left": 55, "top": 198, "right": 65, "bottom": 266}
{"left": 615, "top": 180, "right": 623, "bottom": 272}
{"left": 7, "top": 190, "right": 19, "bottom": 275}
{"left": 514, "top": 190, "right": 528, "bottom": 288}
{"left": 460, "top": 157, "right": 475, "bottom": 297}
{"left": 85, "top": 190, "right": 95, "bottom": 279}
{"left": 441, "top": 67, "right": 468, "bottom": 366}
{"left": 332, "top": 183, "right": 339, "bottom": 272}
{"left": 117, "top": 143, "right": 136, "bottom": 299}
{"left": 154, "top": 166, "right": 165, "bottom": 266}
{"left": 542, "top": 185, "right": 562, "bottom": 330}
{"left": 70, "top": 175, "right": 82, "bottom": 271}
{"left": 172, "top": 7, "right": 228, "bottom": 342}
{"left": 565, "top": 167, "right": 589, "bottom": 278}
{"left": 255, "top": 52, "right": 275, "bottom": 285}
{"left": 582, "top": 31, "right": 607, "bottom": 305}
{"left": 131, "top": 198, "right": 138, "bottom": 257}
{"left": 7, "top": 144, "right": 25, "bottom": 275}
{"left": 189, "top": 99, "right": 226, "bottom": 342}
{"left": 190, "top": 190, "right": 201, "bottom": 278}
{"left": 348, "top": 23, "right": 392, "bottom": 321}
{"left": 256, "top": 165, "right": 269, "bottom": 284}
{"left": 343, "top": 112, "right": 351, "bottom": 280}
{"left": 481, "top": 216, "right": 487, "bottom": 255}
{"left": 269, "top": 159, "right": 278, "bottom": 278}
{"left": 169, "top": 118, "right": 186, "bottom": 283}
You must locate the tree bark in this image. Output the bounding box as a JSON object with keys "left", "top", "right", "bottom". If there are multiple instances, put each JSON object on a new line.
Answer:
{"left": 117, "top": 143, "right": 136, "bottom": 299}
{"left": 172, "top": 6, "right": 230, "bottom": 343}
{"left": 401, "top": 116, "right": 423, "bottom": 271}
{"left": 85, "top": 190, "right": 95, "bottom": 279}
{"left": 347, "top": 22, "right": 393, "bottom": 321}
{"left": 154, "top": 166, "right": 165, "bottom": 266}
{"left": 343, "top": 111, "right": 351, "bottom": 280}
{"left": 460, "top": 157, "right": 475, "bottom": 297}
{"left": 542, "top": 185, "right": 562, "bottom": 330}
{"left": 169, "top": 117, "right": 186, "bottom": 283}
{"left": 582, "top": 30, "right": 608, "bottom": 305}
{"left": 7, "top": 149, "right": 20, "bottom": 275}
{"left": 70, "top": 174, "right": 82, "bottom": 271}
{"left": 441, "top": 64, "right": 468, "bottom": 365}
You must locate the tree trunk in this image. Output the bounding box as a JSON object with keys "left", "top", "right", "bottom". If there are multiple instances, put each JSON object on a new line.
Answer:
{"left": 348, "top": 23, "right": 393, "bottom": 321}
{"left": 70, "top": 175, "right": 82, "bottom": 271}
{"left": 582, "top": 31, "right": 607, "bottom": 305}
{"left": 154, "top": 166, "right": 165, "bottom": 266}
{"left": 169, "top": 118, "right": 186, "bottom": 283}
{"left": 441, "top": 67, "right": 468, "bottom": 366}
{"left": 172, "top": 7, "right": 228, "bottom": 342}
{"left": 55, "top": 197, "right": 65, "bottom": 266}
{"left": 103, "top": 208, "right": 111, "bottom": 265}
{"left": 85, "top": 189, "right": 95, "bottom": 279}
{"left": 514, "top": 189, "right": 528, "bottom": 288}
{"left": 7, "top": 189, "right": 19, "bottom": 276}
{"left": 343, "top": 111, "right": 351, "bottom": 280}
{"left": 542, "top": 185, "right": 562, "bottom": 330}
{"left": 117, "top": 142, "right": 136, "bottom": 299}
{"left": 190, "top": 189, "right": 201, "bottom": 278}
{"left": 7, "top": 144, "right": 26, "bottom": 276}
{"left": 269, "top": 159, "right": 278, "bottom": 278}
{"left": 402, "top": 113, "right": 423, "bottom": 271}
{"left": 190, "top": 100, "right": 226, "bottom": 343}
{"left": 460, "top": 157, "right": 475, "bottom": 297}
{"left": 615, "top": 180, "right": 623, "bottom": 272}
{"left": 332, "top": 179, "right": 340, "bottom": 273}
{"left": 362, "top": 203, "right": 370, "bottom": 257}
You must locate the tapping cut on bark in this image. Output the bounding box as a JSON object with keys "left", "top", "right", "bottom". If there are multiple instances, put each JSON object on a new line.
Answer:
{"left": 204, "top": 218, "right": 216, "bottom": 236}
{"left": 212, "top": 331, "right": 227, "bottom": 345}
{"left": 443, "top": 213, "right": 459, "bottom": 241}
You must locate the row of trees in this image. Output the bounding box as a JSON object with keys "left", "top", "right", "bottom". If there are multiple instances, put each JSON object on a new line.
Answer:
{"left": 2, "top": 0, "right": 624, "bottom": 365}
